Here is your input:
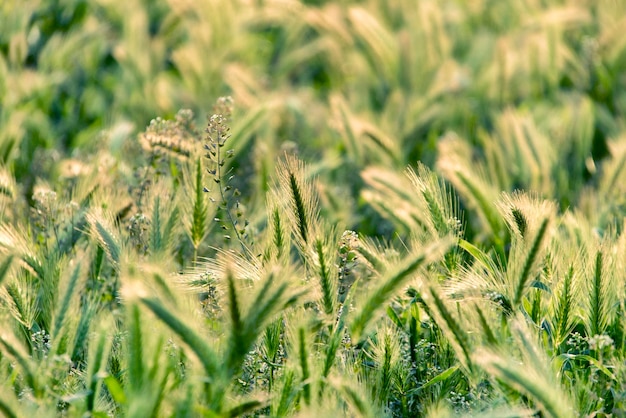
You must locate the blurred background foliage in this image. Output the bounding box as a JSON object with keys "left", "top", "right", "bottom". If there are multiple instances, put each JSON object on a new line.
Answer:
{"left": 2, "top": 0, "right": 625, "bottom": 241}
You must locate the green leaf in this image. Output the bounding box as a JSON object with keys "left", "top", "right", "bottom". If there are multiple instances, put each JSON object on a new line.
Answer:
{"left": 386, "top": 306, "right": 403, "bottom": 330}
{"left": 226, "top": 400, "right": 264, "bottom": 417}
{"left": 558, "top": 354, "right": 615, "bottom": 380}
{"left": 513, "top": 218, "right": 549, "bottom": 306}
{"left": 0, "top": 255, "right": 13, "bottom": 286}
{"left": 351, "top": 238, "right": 452, "bottom": 340}
{"left": 421, "top": 365, "right": 460, "bottom": 390}
{"left": 104, "top": 375, "right": 127, "bottom": 405}
{"left": 0, "top": 395, "right": 20, "bottom": 418}
{"left": 140, "top": 297, "right": 220, "bottom": 380}
{"left": 459, "top": 239, "right": 496, "bottom": 274}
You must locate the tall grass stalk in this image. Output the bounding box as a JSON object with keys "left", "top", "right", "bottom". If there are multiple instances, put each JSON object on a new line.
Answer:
{"left": 278, "top": 156, "right": 318, "bottom": 251}
{"left": 587, "top": 250, "right": 611, "bottom": 337}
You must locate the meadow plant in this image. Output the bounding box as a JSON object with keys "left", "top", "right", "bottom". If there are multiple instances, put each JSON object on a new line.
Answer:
{"left": 1, "top": 0, "right": 626, "bottom": 417}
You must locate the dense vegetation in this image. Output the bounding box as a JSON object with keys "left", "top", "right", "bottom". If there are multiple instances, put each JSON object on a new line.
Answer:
{"left": 1, "top": 0, "right": 626, "bottom": 416}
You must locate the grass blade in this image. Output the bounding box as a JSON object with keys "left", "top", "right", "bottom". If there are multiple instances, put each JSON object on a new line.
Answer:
{"left": 225, "top": 268, "right": 246, "bottom": 375}
{"left": 298, "top": 327, "right": 311, "bottom": 406}
{"left": 475, "top": 347, "right": 572, "bottom": 418}
{"left": 274, "top": 369, "right": 296, "bottom": 417}
{"left": 0, "top": 335, "right": 36, "bottom": 394}
{"left": 127, "top": 304, "right": 144, "bottom": 391}
{"left": 421, "top": 365, "right": 460, "bottom": 390}
{"left": 475, "top": 304, "right": 498, "bottom": 346}
{"left": 513, "top": 218, "right": 549, "bottom": 307}
{"left": 351, "top": 238, "right": 452, "bottom": 340}
{"left": 141, "top": 297, "right": 220, "bottom": 380}
{"left": 52, "top": 260, "right": 82, "bottom": 338}
{"left": 337, "top": 380, "right": 377, "bottom": 418}
{"left": 86, "top": 322, "right": 113, "bottom": 413}
{"left": 226, "top": 400, "right": 263, "bottom": 417}
{"left": 0, "top": 255, "right": 13, "bottom": 286}
{"left": 0, "top": 397, "right": 19, "bottom": 418}
{"left": 427, "top": 286, "right": 473, "bottom": 372}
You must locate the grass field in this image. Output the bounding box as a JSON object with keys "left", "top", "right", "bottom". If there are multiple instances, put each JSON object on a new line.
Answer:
{"left": 1, "top": 0, "right": 626, "bottom": 416}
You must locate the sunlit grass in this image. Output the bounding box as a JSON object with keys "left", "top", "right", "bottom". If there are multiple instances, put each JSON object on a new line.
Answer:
{"left": 0, "top": 0, "right": 626, "bottom": 416}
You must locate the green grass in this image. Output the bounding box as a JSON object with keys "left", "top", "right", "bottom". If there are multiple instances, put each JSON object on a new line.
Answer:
{"left": 1, "top": 0, "right": 626, "bottom": 416}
